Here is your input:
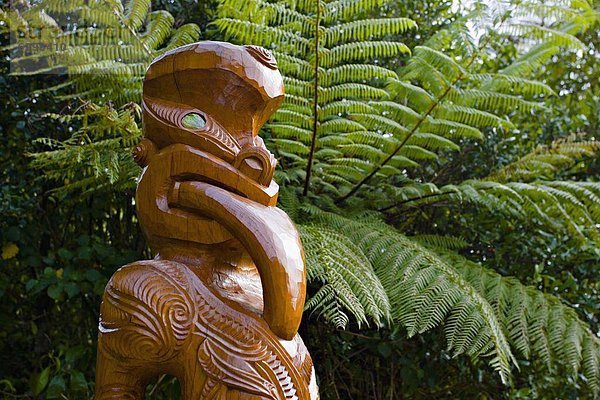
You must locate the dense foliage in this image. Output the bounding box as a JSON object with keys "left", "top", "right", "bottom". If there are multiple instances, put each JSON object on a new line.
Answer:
{"left": 1, "top": 0, "right": 598, "bottom": 398}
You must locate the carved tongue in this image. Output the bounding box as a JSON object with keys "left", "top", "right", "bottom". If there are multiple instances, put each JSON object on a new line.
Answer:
{"left": 171, "top": 181, "right": 306, "bottom": 340}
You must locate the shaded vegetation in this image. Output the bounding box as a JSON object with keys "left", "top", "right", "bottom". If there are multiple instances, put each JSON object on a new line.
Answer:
{"left": 0, "top": 0, "right": 598, "bottom": 398}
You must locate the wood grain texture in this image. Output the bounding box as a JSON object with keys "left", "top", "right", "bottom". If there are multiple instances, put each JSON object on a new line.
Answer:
{"left": 95, "top": 41, "right": 318, "bottom": 400}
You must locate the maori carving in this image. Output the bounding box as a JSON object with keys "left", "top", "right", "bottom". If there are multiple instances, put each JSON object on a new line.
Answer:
{"left": 94, "top": 42, "right": 319, "bottom": 400}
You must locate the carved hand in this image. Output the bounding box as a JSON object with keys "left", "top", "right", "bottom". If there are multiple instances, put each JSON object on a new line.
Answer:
{"left": 133, "top": 42, "right": 306, "bottom": 340}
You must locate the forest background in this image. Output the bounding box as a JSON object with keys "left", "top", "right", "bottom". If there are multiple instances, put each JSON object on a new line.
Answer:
{"left": 0, "top": 0, "right": 599, "bottom": 398}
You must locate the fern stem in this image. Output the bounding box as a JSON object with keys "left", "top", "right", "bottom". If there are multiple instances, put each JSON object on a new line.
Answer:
{"left": 380, "top": 181, "right": 503, "bottom": 212}
{"left": 336, "top": 77, "right": 457, "bottom": 204}
{"left": 337, "top": 15, "right": 512, "bottom": 204}
{"left": 303, "top": 0, "right": 322, "bottom": 196}
{"left": 378, "top": 191, "right": 452, "bottom": 212}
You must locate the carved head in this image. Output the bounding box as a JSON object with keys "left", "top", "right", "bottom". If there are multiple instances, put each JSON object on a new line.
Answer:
{"left": 134, "top": 42, "right": 305, "bottom": 340}
{"left": 136, "top": 41, "right": 284, "bottom": 185}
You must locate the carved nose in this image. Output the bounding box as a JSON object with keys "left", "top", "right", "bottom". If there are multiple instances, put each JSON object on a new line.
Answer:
{"left": 234, "top": 146, "right": 276, "bottom": 186}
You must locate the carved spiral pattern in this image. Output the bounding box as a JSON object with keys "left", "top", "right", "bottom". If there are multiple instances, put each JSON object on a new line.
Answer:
{"left": 131, "top": 138, "right": 157, "bottom": 167}
{"left": 245, "top": 45, "right": 278, "bottom": 70}
{"left": 193, "top": 283, "right": 303, "bottom": 400}
{"left": 99, "top": 261, "right": 196, "bottom": 363}
{"left": 96, "top": 260, "right": 316, "bottom": 399}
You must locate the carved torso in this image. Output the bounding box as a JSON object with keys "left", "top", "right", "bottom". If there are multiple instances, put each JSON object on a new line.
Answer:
{"left": 94, "top": 42, "right": 318, "bottom": 400}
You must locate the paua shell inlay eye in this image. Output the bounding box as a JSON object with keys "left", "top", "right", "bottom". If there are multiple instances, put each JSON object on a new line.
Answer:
{"left": 181, "top": 112, "right": 206, "bottom": 129}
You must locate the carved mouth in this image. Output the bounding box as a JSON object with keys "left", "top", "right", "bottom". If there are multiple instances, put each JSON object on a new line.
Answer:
{"left": 170, "top": 144, "right": 279, "bottom": 206}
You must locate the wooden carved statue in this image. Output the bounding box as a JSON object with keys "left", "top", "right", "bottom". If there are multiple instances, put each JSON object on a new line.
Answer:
{"left": 94, "top": 41, "right": 319, "bottom": 400}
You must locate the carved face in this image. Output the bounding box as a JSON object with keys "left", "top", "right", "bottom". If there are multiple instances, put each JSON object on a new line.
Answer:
{"left": 139, "top": 41, "right": 284, "bottom": 186}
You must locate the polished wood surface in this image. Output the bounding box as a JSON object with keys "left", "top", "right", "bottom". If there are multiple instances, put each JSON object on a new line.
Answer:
{"left": 94, "top": 41, "right": 318, "bottom": 400}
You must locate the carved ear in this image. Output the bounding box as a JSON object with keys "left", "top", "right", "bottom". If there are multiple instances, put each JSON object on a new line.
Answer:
{"left": 234, "top": 146, "right": 276, "bottom": 186}
{"left": 132, "top": 138, "right": 158, "bottom": 167}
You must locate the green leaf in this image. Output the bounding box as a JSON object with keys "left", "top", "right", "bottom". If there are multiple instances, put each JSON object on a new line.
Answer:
{"left": 57, "top": 248, "right": 73, "bottom": 260}
{"left": 69, "top": 371, "right": 88, "bottom": 392}
{"left": 47, "top": 285, "right": 62, "bottom": 300}
{"left": 46, "top": 376, "right": 66, "bottom": 399}
{"left": 85, "top": 269, "right": 102, "bottom": 282}
{"left": 31, "top": 367, "right": 51, "bottom": 396}
{"left": 64, "top": 283, "right": 80, "bottom": 298}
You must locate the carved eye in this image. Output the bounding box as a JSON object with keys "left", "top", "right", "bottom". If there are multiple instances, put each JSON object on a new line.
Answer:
{"left": 181, "top": 112, "right": 206, "bottom": 130}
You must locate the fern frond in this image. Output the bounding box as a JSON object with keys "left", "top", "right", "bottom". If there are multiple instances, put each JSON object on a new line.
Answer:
{"left": 8, "top": 0, "right": 200, "bottom": 106}
{"left": 303, "top": 210, "right": 600, "bottom": 389}
{"left": 344, "top": 131, "right": 399, "bottom": 152}
{"left": 213, "top": 18, "right": 310, "bottom": 55}
{"left": 387, "top": 179, "right": 600, "bottom": 244}
{"left": 404, "top": 46, "right": 465, "bottom": 82}
{"left": 319, "top": 83, "right": 388, "bottom": 103}
{"left": 473, "top": 74, "right": 557, "bottom": 97}
{"left": 31, "top": 102, "right": 142, "bottom": 195}
{"left": 310, "top": 213, "right": 516, "bottom": 383}
{"left": 348, "top": 113, "right": 409, "bottom": 137}
{"left": 421, "top": 118, "right": 484, "bottom": 140}
{"left": 501, "top": 44, "right": 559, "bottom": 76}
{"left": 271, "top": 138, "right": 311, "bottom": 155}
{"left": 488, "top": 136, "right": 600, "bottom": 182}
{"left": 369, "top": 101, "right": 422, "bottom": 127}
{"left": 123, "top": 0, "right": 150, "bottom": 30}
{"left": 412, "top": 234, "right": 470, "bottom": 250}
{"left": 321, "top": 41, "right": 410, "bottom": 67}
{"left": 300, "top": 225, "right": 391, "bottom": 328}
{"left": 387, "top": 79, "right": 435, "bottom": 112}
{"left": 321, "top": 64, "right": 398, "bottom": 87}
{"left": 502, "top": 23, "right": 585, "bottom": 49}
{"left": 443, "top": 251, "right": 600, "bottom": 389}
{"left": 320, "top": 100, "right": 377, "bottom": 119}
{"left": 448, "top": 89, "right": 543, "bottom": 113}
{"left": 324, "top": 18, "right": 417, "bottom": 46}
{"left": 271, "top": 52, "right": 313, "bottom": 80}
{"left": 436, "top": 104, "right": 513, "bottom": 128}
{"left": 406, "top": 132, "right": 460, "bottom": 151}
{"left": 319, "top": 118, "right": 366, "bottom": 134}
{"left": 272, "top": 110, "right": 313, "bottom": 128}
{"left": 322, "top": 0, "right": 384, "bottom": 23}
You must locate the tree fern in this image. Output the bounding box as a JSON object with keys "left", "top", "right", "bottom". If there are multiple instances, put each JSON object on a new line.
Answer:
{"left": 3, "top": 0, "right": 200, "bottom": 105}
{"left": 443, "top": 251, "right": 600, "bottom": 393}
{"left": 4, "top": 0, "right": 200, "bottom": 193}
{"left": 488, "top": 135, "right": 600, "bottom": 182}
{"left": 294, "top": 210, "right": 600, "bottom": 390}
{"left": 216, "top": 2, "right": 599, "bottom": 389}
{"left": 335, "top": 0, "right": 595, "bottom": 202}
{"left": 300, "top": 225, "right": 390, "bottom": 329}
{"left": 30, "top": 102, "right": 142, "bottom": 195}
{"left": 380, "top": 136, "right": 600, "bottom": 246}
{"left": 215, "top": 0, "right": 417, "bottom": 195}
